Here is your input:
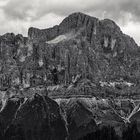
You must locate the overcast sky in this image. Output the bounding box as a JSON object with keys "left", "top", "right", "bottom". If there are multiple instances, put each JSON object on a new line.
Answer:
{"left": 0, "top": 0, "right": 140, "bottom": 45}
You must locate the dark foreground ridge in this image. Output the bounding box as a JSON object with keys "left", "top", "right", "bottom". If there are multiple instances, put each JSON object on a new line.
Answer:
{"left": 0, "top": 12, "right": 140, "bottom": 139}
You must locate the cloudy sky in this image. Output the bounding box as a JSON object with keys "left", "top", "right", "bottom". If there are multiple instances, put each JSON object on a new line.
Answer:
{"left": 0, "top": 0, "right": 140, "bottom": 45}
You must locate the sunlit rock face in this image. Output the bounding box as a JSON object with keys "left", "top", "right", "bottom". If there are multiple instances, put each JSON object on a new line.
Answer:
{"left": 0, "top": 12, "right": 140, "bottom": 139}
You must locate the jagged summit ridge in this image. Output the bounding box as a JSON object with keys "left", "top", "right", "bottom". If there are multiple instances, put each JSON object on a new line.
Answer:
{"left": 28, "top": 12, "right": 121, "bottom": 42}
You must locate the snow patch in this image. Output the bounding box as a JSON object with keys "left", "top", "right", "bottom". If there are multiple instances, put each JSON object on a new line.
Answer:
{"left": 46, "top": 32, "right": 75, "bottom": 44}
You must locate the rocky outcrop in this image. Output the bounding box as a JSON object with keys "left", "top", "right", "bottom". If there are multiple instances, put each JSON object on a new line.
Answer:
{"left": 0, "top": 93, "right": 67, "bottom": 140}
{"left": 55, "top": 96, "right": 140, "bottom": 138}
{"left": 0, "top": 12, "right": 139, "bottom": 89}
{"left": 0, "top": 12, "right": 140, "bottom": 139}
{"left": 27, "top": 12, "right": 140, "bottom": 86}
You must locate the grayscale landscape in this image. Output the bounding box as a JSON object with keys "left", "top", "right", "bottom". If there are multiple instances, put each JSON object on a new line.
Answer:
{"left": 0, "top": 0, "right": 140, "bottom": 140}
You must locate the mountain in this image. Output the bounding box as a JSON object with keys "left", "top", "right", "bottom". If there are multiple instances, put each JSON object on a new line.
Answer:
{"left": 28, "top": 12, "right": 140, "bottom": 84}
{"left": 0, "top": 12, "right": 140, "bottom": 139}
{"left": 0, "top": 93, "right": 67, "bottom": 140}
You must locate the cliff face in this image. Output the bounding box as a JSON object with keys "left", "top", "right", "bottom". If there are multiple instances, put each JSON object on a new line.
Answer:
{"left": 0, "top": 93, "right": 67, "bottom": 140}
{"left": 0, "top": 12, "right": 139, "bottom": 88}
{"left": 0, "top": 12, "right": 140, "bottom": 139}
{"left": 28, "top": 12, "right": 140, "bottom": 85}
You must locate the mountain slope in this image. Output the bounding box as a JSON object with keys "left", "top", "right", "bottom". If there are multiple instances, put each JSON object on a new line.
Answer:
{"left": 0, "top": 12, "right": 139, "bottom": 139}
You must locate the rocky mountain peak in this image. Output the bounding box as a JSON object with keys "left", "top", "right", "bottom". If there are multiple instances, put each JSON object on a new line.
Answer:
{"left": 59, "top": 12, "right": 98, "bottom": 29}
{"left": 28, "top": 12, "right": 98, "bottom": 41}
{"left": 24, "top": 13, "right": 140, "bottom": 87}
{"left": 100, "top": 18, "right": 121, "bottom": 30}
{"left": 0, "top": 12, "right": 140, "bottom": 139}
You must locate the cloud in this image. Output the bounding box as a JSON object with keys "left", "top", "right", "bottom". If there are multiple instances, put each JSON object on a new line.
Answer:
{"left": 3, "top": 0, "right": 39, "bottom": 21}
{"left": 2, "top": 0, "right": 140, "bottom": 25}
{"left": 121, "top": 21, "right": 140, "bottom": 45}
{"left": 0, "top": 0, "right": 140, "bottom": 44}
{"left": 0, "top": 0, "right": 9, "bottom": 7}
